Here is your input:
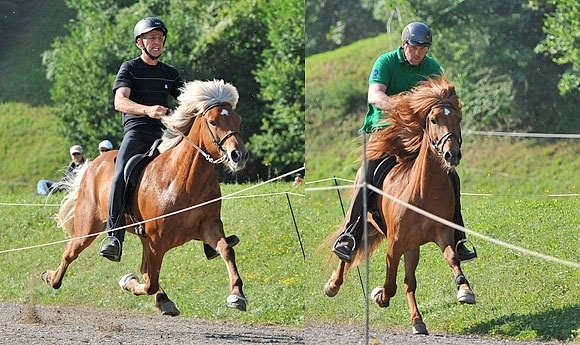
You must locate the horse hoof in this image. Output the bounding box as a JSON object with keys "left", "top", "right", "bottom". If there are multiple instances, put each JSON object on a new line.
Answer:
{"left": 119, "top": 273, "right": 139, "bottom": 291}
{"left": 371, "top": 287, "right": 389, "bottom": 308}
{"left": 324, "top": 282, "right": 338, "bottom": 297}
{"left": 412, "top": 320, "right": 429, "bottom": 335}
{"left": 159, "top": 301, "right": 180, "bottom": 317}
{"left": 41, "top": 271, "right": 61, "bottom": 289}
{"left": 226, "top": 295, "right": 247, "bottom": 311}
{"left": 457, "top": 288, "right": 476, "bottom": 304}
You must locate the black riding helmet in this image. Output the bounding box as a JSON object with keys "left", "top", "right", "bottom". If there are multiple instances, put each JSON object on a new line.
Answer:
{"left": 401, "top": 22, "right": 432, "bottom": 47}
{"left": 134, "top": 17, "right": 168, "bottom": 42}
{"left": 133, "top": 17, "right": 168, "bottom": 60}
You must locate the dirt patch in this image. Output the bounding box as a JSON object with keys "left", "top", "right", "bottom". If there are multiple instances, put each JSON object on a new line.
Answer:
{"left": 0, "top": 302, "right": 564, "bottom": 344}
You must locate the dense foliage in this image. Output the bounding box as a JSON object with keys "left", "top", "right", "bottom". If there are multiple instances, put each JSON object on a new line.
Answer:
{"left": 42, "top": 0, "right": 304, "bottom": 182}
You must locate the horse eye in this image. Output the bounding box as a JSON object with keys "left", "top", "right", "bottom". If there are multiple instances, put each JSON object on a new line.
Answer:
{"left": 430, "top": 117, "right": 437, "bottom": 124}
{"left": 209, "top": 120, "right": 217, "bottom": 126}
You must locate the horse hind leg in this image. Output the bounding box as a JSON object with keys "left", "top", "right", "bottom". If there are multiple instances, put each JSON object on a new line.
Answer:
{"left": 324, "top": 259, "right": 350, "bottom": 297}
{"left": 118, "top": 247, "right": 181, "bottom": 316}
{"left": 372, "top": 247, "right": 402, "bottom": 309}
{"left": 402, "top": 248, "right": 428, "bottom": 335}
{"left": 118, "top": 273, "right": 180, "bottom": 316}
{"left": 41, "top": 216, "right": 102, "bottom": 289}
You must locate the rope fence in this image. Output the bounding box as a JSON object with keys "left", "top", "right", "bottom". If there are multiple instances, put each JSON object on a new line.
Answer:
{"left": 306, "top": 177, "right": 580, "bottom": 269}
{"left": 0, "top": 167, "right": 305, "bottom": 255}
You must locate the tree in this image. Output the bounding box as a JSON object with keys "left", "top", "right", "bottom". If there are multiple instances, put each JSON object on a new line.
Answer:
{"left": 306, "top": 0, "right": 384, "bottom": 56}
{"left": 534, "top": 0, "right": 580, "bottom": 95}
{"left": 250, "top": 0, "right": 305, "bottom": 179}
{"left": 408, "top": 0, "right": 580, "bottom": 132}
{"left": 43, "top": 0, "right": 305, "bottom": 181}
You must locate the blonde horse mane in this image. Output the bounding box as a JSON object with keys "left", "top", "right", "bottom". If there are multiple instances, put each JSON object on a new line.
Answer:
{"left": 366, "top": 76, "right": 462, "bottom": 162}
{"left": 158, "top": 79, "right": 239, "bottom": 153}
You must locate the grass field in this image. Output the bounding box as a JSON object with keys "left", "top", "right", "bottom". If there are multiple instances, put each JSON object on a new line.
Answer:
{"left": 1, "top": 138, "right": 579, "bottom": 342}
{"left": 0, "top": 182, "right": 306, "bottom": 327}
{"left": 304, "top": 136, "right": 580, "bottom": 342}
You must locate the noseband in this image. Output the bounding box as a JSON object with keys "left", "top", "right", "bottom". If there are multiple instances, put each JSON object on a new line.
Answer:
{"left": 424, "top": 104, "right": 462, "bottom": 155}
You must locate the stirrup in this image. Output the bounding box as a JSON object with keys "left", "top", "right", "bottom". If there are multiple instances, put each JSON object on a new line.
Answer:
{"left": 99, "top": 235, "right": 122, "bottom": 262}
{"left": 455, "top": 239, "right": 477, "bottom": 262}
{"left": 100, "top": 235, "right": 120, "bottom": 249}
{"left": 332, "top": 233, "right": 356, "bottom": 251}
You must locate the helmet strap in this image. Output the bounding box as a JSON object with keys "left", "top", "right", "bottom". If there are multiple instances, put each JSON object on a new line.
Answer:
{"left": 143, "top": 47, "right": 161, "bottom": 60}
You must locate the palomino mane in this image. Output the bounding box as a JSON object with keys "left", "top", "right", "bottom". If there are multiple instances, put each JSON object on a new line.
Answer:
{"left": 366, "top": 76, "right": 461, "bottom": 162}
{"left": 158, "top": 79, "right": 239, "bottom": 153}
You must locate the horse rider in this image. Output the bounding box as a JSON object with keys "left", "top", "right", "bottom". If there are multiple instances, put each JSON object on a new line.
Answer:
{"left": 332, "top": 22, "right": 477, "bottom": 264}
{"left": 99, "top": 17, "right": 240, "bottom": 262}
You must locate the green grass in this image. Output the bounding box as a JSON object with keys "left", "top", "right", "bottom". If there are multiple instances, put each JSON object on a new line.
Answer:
{"left": 2, "top": 141, "right": 579, "bottom": 342}
{"left": 302, "top": 134, "right": 580, "bottom": 342}
{"left": 0, "top": 182, "right": 306, "bottom": 327}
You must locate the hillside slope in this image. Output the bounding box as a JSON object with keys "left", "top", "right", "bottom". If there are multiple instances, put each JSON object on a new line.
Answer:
{"left": 1, "top": 1, "right": 74, "bottom": 105}
{"left": 305, "top": 34, "right": 580, "bottom": 194}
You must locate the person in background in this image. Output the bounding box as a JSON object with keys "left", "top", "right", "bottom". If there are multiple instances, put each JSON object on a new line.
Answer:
{"left": 98, "top": 140, "right": 113, "bottom": 155}
{"left": 37, "top": 145, "right": 85, "bottom": 195}
{"left": 331, "top": 22, "right": 477, "bottom": 264}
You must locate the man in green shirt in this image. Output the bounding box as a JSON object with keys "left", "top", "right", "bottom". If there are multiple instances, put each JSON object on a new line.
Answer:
{"left": 332, "top": 22, "right": 477, "bottom": 263}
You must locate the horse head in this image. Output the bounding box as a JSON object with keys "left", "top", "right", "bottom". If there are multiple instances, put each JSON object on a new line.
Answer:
{"left": 160, "top": 80, "right": 249, "bottom": 172}
{"left": 424, "top": 101, "right": 462, "bottom": 167}
{"left": 199, "top": 102, "right": 248, "bottom": 172}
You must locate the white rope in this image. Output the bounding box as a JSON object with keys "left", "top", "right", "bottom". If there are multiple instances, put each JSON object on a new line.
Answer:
{"left": 307, "top": 177, "right": 580, "bottom": 269}
{"left": 305, "top": 177, "right": 580, "bottom": 198}
{"left": 465, "top": 130, "right": 580, "bottom": 139}
{"left": 364, "top": 183, "right": 580, "bottom": 269}
{"left": 0, "top": 166, "right": 305, "bottom": 255}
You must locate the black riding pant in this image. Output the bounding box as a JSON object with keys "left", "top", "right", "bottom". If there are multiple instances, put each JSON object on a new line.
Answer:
{"left": 107, "top": 126, "right": 163, "bottom": 237}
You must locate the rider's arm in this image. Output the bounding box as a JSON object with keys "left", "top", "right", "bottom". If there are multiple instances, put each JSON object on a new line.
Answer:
{"left": 368, "top": 83, "right": 394, "bottom": 114}
{"left": 114, "top": 86, "right": 168, "bottom": 119}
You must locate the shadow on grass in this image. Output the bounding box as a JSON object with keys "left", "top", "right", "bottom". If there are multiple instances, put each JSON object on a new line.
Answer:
{"left": 466, "top": 304, "right": 580, "bottom": 341}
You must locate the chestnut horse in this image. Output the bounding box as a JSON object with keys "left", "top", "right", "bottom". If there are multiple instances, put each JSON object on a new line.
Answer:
{"left": 324, "top": 76, "right": 475, "bottom": 334}
{"left": 42, "top": 79, "right": 249, "bottom": 315}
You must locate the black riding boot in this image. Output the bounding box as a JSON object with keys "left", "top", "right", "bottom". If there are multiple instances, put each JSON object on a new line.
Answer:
{"left": 332, "top": 197, "right": 365, "bottom": 263}
{"left": 99, "top": 229, "right": 125, "bottom": 262}
{"left": 332, "top": 156, "right": 396, "bottom": 263}
{"left": 448, "top": 169, "right": 477, "bottom": 262}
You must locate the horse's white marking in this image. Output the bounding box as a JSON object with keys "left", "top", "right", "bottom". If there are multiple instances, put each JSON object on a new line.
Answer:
{"left": 221, "top": 109, "right": 229, "bottom": 116}
{"left": 444, "top": 108, "right": 450, "bottom": 116}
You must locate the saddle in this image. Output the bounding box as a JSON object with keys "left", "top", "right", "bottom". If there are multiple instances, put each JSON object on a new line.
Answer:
{"left": 123, "top": 139, "right": 162, "bottom": 190}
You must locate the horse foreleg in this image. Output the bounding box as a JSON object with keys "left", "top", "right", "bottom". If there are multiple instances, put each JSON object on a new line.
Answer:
{"left": 41, "top": 235, "right": 96, "bottom": 289}
{"left": 372, "top": 247, "right": 400, "bottom": 308}
{"left": 441, "top": 239, "right": 476, "bottom": 305}
{"left": 324, "top": 259, "right": 351, "bottom": 297}
{"left": 403, "top": 248, "right": 428, "bottom": 335}
{"left": 217, "top": 240, "right": 246, "bottom": 312}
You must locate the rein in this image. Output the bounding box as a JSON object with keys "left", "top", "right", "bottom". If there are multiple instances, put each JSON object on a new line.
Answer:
{"left": 424, "top": 104, "right": 462, "bottom": 155}
{"left": 171, "top": 102, "right": 238, "bottom": 164}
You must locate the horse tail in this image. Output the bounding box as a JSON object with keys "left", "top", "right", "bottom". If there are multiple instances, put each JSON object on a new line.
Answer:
{"left": 55, "top": 162, "right": 89, "bottom": 237}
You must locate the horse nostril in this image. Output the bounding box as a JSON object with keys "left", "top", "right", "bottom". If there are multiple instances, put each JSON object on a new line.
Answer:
{"left": 444, "top": 151, "right": 452, "bottom": 162}
{"left": 230, "top": 149, "right": 248, "bottom": 164}
{"left": 230, "top": 150, "right": 240, "bottom": 163}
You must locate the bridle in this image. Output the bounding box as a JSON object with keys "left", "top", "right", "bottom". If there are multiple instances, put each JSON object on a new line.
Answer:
{"left": 424, "top": 103, "right": 462, "bottom": 155}
{"left": 172, "top": 102, "right": 240, "bottom": 164}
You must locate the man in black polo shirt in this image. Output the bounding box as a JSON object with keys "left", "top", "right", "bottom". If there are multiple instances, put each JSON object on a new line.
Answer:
{"left": 99, "top": 17, "right": 184, "bottom": 262}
